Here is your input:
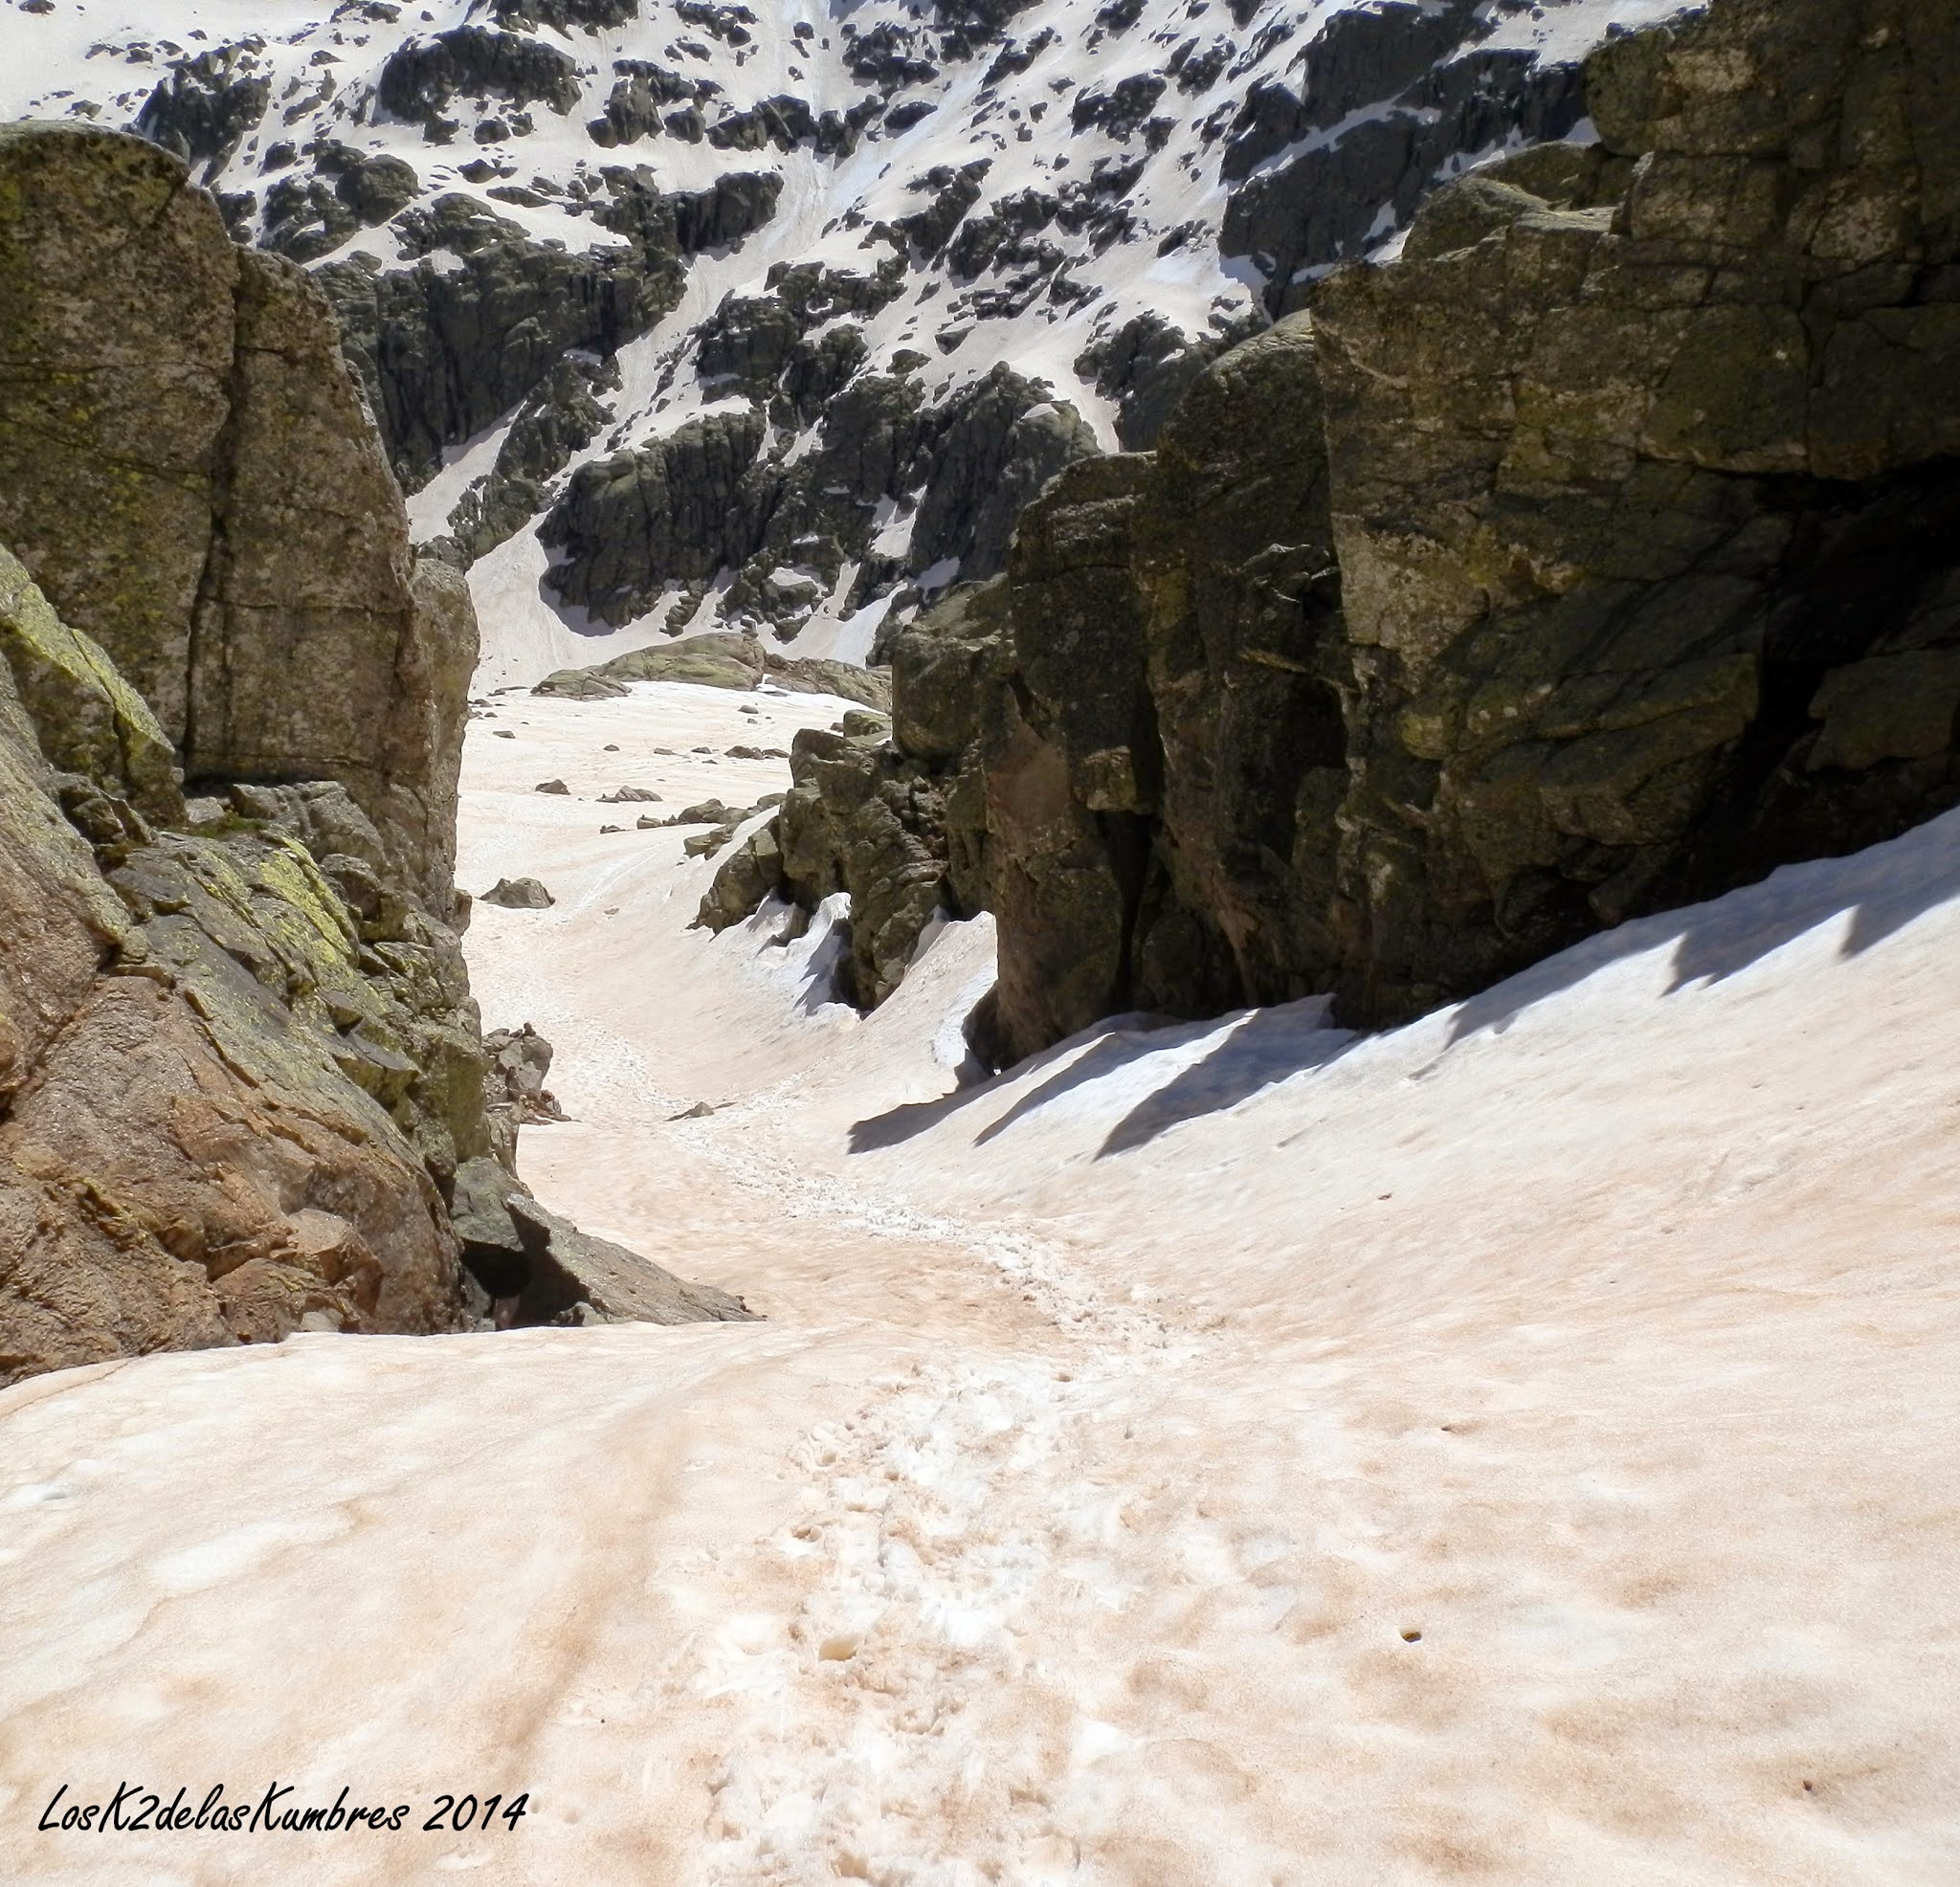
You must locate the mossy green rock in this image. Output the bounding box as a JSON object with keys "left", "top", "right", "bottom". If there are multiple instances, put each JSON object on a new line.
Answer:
{"left": 535, "top": 630, "right": 766, "bottom": 698}
{"left": 0, "top": 544, "right": 183, "bottom": 826}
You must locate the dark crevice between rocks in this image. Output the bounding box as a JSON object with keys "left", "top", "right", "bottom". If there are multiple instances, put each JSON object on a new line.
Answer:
{"left": 180, "top": 256, "right": 252, "bottom": 769}
{"left": 1651, "top": 459, "right": 1960, "bottom": 913}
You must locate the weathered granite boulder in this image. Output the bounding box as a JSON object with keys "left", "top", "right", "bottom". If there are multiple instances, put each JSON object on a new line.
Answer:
{"left": 534, "top": 630, "right": 767, "bottom": 697}
{"left": 695, "top": 582, "right": 1001, "bottom": 998}
{"left": 450, "top": 1156, "right": 755, "bottom": 1327}
{"left": 541, "top": 411, "right": 772, "bottom": 623}
{"left": 772, "top": 723, "right": 952, "bottom": 1008}
{"left": 479, "top": 1021, "right": 565, "bottom": 1165}
{"left": 533, "top": 633, "right": 895, "bottom": 706}
{"left": 0, "top": 125, "right": 474, "bottom": 908}
{"left": 481, "top": 876, "right": 556, "bottom": 909}
{"left": 1303, "top": 0, "right": 1960, "bottom": 1022}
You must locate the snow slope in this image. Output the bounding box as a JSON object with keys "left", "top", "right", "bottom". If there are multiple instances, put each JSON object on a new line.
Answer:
{"left": 1, "top": 0, "right": 1693, "bottom": 683}
{"left": 2, "top": 682, "right": 1956, "bottom": 1885}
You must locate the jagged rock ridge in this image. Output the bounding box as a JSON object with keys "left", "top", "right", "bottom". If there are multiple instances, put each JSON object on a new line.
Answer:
{"left": 2, "top": 0, "right": 1686, "bottom": 677}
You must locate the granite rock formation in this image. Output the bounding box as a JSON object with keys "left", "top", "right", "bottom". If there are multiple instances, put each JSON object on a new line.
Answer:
{"left": 0, "top": 125, "right": 748, "bottom": 1384}
{"left": 532, "top": 631, "right": 890, "bottom": 707}
{"left": 13, "top": 0, "right": 1670, "bottom": 663}
{"left": 539, "top": 362, "right": 1098, "bottom": 642}
{"left": 0, "top": 124, "right": 471, "bottom": 908}
{"left": 704, "top": 0, "right": 1960, "bottom": 1064}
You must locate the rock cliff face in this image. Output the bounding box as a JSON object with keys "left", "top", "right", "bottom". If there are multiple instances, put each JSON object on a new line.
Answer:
{"left": 1303, "top": 0, "right": 1960, "bottom": 1023}
{"left": 0, "top": 125, "right": 749, "bottom": 1386}
{"left": 0, "top": 124, "right": 470, "bottom": 909}
{"left": 706, "top": 0, "right": 1960, "bottom": 1061}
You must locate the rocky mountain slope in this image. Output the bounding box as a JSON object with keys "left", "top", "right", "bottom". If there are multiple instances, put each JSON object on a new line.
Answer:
{"left": 2, "top": 0, "right": 1691, "bottom": 681}
{"left": 706, "top": 0, "right": 1960, "bottom": 1054}
{"left": 0, "top": 122, "right": 749, "bottom": 1386}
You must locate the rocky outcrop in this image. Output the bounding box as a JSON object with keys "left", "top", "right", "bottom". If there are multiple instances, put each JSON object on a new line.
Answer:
{"left": 0, "top": 553, "right": 479, "bottom": 1382}
{"left": 317, "top": 193, "right": 679, "bottom": 493}
{"left": 131, "top": 44, "right": 271, "bottom": 177}
{"left": 436, "top": 357, "right": 622, "bottom": 567}
{"left": 532, "top": 631, "right": 891, "bottom": 706}
{"left": 452, "top": 1157, "right": 754, "bottom": 1328}
{"left": 1301, "top": 0, "right": 1960, "bottom": 1024}
{"left": 1008, "top": 0, "right": 1960, "bottom": 1048}
{"left": 1218, "top": 0, "right": 1592, "bottom": 315}
{"left": 260, "top": 144, "right": 420, "bottom": 263}
{"left": 0, "top": 123, "right": 470, "bottom": 908}
{"left": 315, "top": 172, "right": 779, "bottom": 494}
{"left": 697, "top": 587, "right": 1003, "bottom": 1003}
{"left": 712, "top": 0, "right": 1960, "bottom": 1063}
{"left": 543, "top": 411, "right": 772, "bottom": 622}
{"left": 376, "top": 28, "right": 583, "bottom": 131}
{"left": 542, "top": 360, "right": 1096, "bottom": 639}
{"left": 906, "top": 366, "right": 1101, "bottom": 582}
{"left": 0, "top": 125, "right": 745, "bottom": 1384}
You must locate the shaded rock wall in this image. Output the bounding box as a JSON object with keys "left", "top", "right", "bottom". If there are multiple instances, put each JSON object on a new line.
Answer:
{"left": 1306, "top": 0, "right": 1960, "bottom": 1023}
{"left": 705, "top": 0, "right": 1960, "bottom": 1062}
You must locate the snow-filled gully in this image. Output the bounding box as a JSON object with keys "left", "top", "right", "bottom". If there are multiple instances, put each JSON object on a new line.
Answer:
{"left": 3, "top": 677, "right": 1959, "bottom": 1884}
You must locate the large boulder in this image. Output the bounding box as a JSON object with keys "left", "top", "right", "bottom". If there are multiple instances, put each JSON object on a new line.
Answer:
{"left": 1303, "top": 0, "right": 1960, "bottom": 1022}
{"left": 773, "top": 724, "right": 951, "bottom": 1009}
{"left": 694, "top": 582, "right": 999, "bottom": 997}
{"left": 451, "top": 1157, "right": 756, "bottom": 1327}
{"left": 0, "top": 124, "right": 474, "bottom": 909}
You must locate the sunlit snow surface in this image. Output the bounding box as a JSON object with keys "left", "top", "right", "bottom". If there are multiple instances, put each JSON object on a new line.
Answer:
{"left": 3, "top": 683, "right": 1957, "bottom": 1884}
{"left": 1, "top": 0, "right": 1696, "bottom": 685}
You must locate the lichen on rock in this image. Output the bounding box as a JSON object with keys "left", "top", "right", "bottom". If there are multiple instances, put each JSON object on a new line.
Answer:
{"left": 0, "top": 124, "right": 748, "bottom": 1385}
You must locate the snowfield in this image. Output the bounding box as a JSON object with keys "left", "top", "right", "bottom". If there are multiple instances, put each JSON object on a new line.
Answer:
{"left": 2, "top": 682, "right": 1956, "bottom": 1885}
